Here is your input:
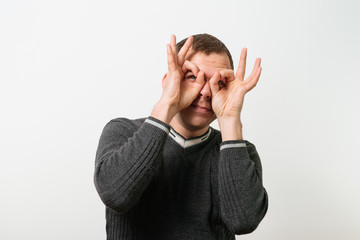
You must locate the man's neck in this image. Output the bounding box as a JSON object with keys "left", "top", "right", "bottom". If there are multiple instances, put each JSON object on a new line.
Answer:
{"left": 169, "top": 117, "right": 209, "bottom": 139}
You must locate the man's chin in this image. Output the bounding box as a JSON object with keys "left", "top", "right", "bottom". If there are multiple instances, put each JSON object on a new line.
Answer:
{"left": 186, "top": 115, "right": 216, "bottom": 129}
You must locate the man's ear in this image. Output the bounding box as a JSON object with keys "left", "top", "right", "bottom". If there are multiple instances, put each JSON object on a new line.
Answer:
{"left": 161, "top": 73, "right": 167, "bottom": 89}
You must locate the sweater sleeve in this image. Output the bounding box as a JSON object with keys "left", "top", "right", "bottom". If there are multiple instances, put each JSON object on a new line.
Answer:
{"left": 218, "top": 140, "right": 268, "bottom": 235}
{"left": 94, "top": 117, "right": 170, "bottom": 213}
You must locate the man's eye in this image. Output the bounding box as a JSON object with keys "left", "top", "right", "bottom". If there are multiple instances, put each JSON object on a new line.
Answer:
{"left": 188, "top": 75, "right": 196, "bottom": 80}
{"left": 218, "top": 80, "right": 225, "bottom": 88}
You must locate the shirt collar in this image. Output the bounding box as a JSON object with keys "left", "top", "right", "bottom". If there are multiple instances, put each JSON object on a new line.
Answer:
{"left": 169, "top": 128, "right": 212, "bottom": 148}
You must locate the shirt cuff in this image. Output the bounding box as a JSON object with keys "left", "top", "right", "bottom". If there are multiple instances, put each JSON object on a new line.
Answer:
{"left": 145, "top": 116, "right": 171, "bottom": 134}
{"left": 220, "top": 140, "right": 247, "bottom": 151}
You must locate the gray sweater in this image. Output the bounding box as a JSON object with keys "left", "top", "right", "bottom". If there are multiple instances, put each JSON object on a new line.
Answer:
{"left": 94, "top": 117, "right": 268, "bottom": 240}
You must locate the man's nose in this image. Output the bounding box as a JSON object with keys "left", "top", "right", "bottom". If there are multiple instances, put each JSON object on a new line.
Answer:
{"left": 199, "top": 81, "right": 211, "bottom": 100}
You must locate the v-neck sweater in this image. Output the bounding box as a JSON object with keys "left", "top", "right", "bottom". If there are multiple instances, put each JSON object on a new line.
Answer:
{"left": 94, "top": 117, "right": 268, "bottom": 240}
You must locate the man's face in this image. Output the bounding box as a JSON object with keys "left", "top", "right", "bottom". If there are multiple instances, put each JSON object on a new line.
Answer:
{"left": 174, "top": 51, "right": 232, "bottom": 133}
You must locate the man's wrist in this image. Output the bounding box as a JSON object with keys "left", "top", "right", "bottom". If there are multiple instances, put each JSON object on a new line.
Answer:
{"left": 218, "top": 117, "right": 243, "bottom": 141}
{"left": 150, "top": 102, "right": 177, "bottom": 124}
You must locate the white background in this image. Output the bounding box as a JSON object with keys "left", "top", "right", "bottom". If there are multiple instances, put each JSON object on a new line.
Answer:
{"left": 1, "top": 0, "right": 359, "bottom": 239}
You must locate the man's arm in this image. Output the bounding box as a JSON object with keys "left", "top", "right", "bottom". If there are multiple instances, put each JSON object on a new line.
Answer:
{"left": 94, "top": 35, "right": 204, "bottom": 213}
{"left": 218, "top": 140, "right": 268, "bottom": 234}
{"left": 94, "top": 117, "right": 170, "bottom": 213}
{"left": 210, "top": 48, "right": 268, "bottom": 233}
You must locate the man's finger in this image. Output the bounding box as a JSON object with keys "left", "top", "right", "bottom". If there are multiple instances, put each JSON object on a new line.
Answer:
{"left": 178, "top": 36, "right": 193, "bottom": 66}
{"left": 182, "top": 60, "right": 199, "bottom": 76}
{"left": 247, "top": 58, "right": 261, "bottom": 80}
{"left": 219, "top": 69, "right": 235, "bottom": 85}
{"left": 191, "top": 71, "right": 205, "bottom": 97}
{"left": 209, "top": 71, "right": 221, "bottom": 96}
{"left": 167, "top": 44, "right": 177, "bottom": 72}
{"left": 244, "top": 67, "right": 262, "bottom": 92}
{"left": 182, "top": 71, "right": 205, "bottom": 105}
{"left": 235, "top": 48, "right": 247, "bottom": 81}
{"left": 170, "top": 34, "right": 177, "bottom": 65}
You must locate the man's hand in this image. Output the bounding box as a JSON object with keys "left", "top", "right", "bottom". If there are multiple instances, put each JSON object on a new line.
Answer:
{"left": 209, "top": 48, "right": 262, "bottom": 140}
{"left": 151, "top": 35, "right": 205, "bottom": 124}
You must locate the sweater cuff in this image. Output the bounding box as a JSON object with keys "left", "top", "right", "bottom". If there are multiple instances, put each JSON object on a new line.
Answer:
{"left": 220, "top": 140, "right": 247, "bottom": 151}
{"left": 145, "top": 116, "right": 171, "bottom": 134}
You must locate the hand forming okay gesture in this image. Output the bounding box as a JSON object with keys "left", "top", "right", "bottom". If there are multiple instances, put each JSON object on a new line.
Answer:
{"left": 210, "top": 48, "right": 262, "bottom": 119}
{"left": 160, "top": 35, "right": 205, "bottom": 118}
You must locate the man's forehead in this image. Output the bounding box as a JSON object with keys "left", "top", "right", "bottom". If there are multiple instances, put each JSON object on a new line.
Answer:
{"left": 185, "top": 51, "right": 231, "bottom": 70}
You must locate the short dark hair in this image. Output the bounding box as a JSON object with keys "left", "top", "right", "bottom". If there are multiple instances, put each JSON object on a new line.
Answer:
{"left": 176, "top": 33, "right": 234, "bottom": 69}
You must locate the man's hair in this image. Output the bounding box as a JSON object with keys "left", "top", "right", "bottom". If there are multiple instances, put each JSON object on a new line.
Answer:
{"left": 176, "top": 33, "right": 234, "bottom": 69}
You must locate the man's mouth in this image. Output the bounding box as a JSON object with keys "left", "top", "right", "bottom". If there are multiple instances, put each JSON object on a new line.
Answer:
{"left": 190, "top": 103, "right": 212, "bottom": 112}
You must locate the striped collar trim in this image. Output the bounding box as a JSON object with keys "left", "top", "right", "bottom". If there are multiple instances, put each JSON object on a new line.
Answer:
{"left": 169, "top": 128, "right": 212, "bottom": 149}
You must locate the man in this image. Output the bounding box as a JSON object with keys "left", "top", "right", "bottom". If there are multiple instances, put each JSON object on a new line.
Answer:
{"left": 94, "top": 34, "right": 268, "bottom": 239}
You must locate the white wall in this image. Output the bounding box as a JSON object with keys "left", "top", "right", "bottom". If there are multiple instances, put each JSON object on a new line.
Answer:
{"left": 1, "top": 0, "right": 359, "bottom": 239}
